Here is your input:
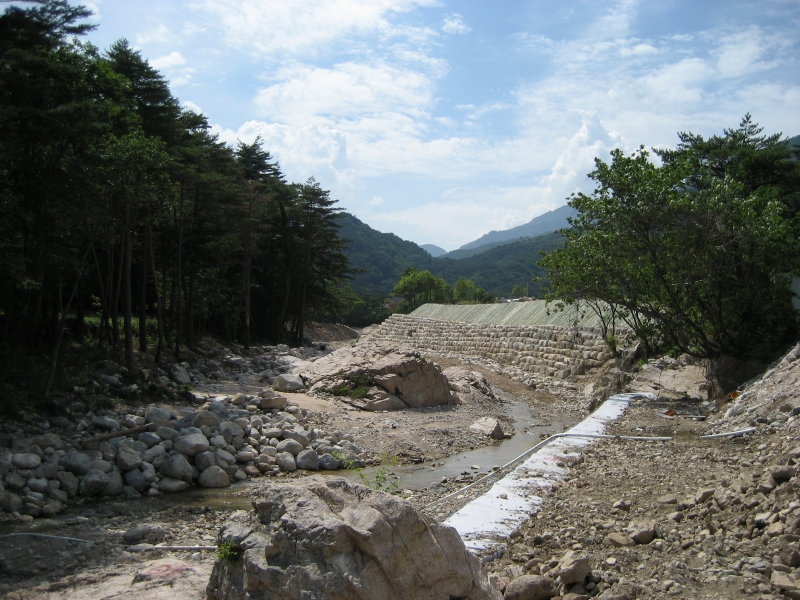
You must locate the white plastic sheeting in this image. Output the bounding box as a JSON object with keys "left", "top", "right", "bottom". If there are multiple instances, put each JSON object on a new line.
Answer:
{"left": 443, "top": 392, "right": 654, "bottom": 553}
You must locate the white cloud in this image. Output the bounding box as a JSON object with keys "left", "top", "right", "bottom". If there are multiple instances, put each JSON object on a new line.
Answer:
{"left": 713, "top": 27, "right": 775, "bottom": 78}
{"left": 188, "top": 0, "right": 439, "bottom": 59}
{"left": 151, "top": 51, "right": 186, "bottom": 70}
{"left": 254, "top": 61, "right": 436, "bottom": 123}
{"left": 619, "top": 42, "right": 658, "bottom": 57}
{"left": 135, "top": 22, "right": 171, "bottom": 46}
{"left": 442, "top": 13, "right": 470, "bottom": 35}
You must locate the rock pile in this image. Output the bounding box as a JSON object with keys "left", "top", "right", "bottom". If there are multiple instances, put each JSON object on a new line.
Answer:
{"left": 364, "top": 313, "right": 616, "bottom": 380}
{"left": 486, "top": 343, "right": 800, "bottom": 599}
{"left": 0, "top": 389, "right": 368, "bottom": 519}
{"left": 206, "top": 476, "right": 502, "bottom": 600}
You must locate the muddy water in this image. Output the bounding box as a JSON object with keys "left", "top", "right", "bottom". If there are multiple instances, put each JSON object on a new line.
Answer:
{"left": 169, "top": 392, "right": 574, "bottom": 513}
{"left": 354, "top": 398, "right": 572, "bottom": 490}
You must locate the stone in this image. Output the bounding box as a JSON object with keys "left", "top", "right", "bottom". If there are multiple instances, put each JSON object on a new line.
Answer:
{"left": 195, "top": 450, "right": 218, "bottom": 472}
{"left": 295, "top": 448, "right": 319, "bottom": 470}
{"left": 199, "top": 465, "right": 231, "bottom": 488}
{"left": 469, "top": 417, "right": 505, "bottom": 440}
{"left": 116, "top": 446, "right": 143, "bottom": 471}
{"left": 318, "top": 453, "right": 340, "bottom": 470}
{"left": 155, "top": 426, "right": 178, "bottom": 441}
{"left": 12, "top": 453, "right": 41, "bottom": 470}
{"left": 628, "top": 520, "right": 657, "bottom": 545}
{"left": 219, "top": 421, "right": 245, "bottom": 444}
{"left": 304, "top": 345, "right": 456, "bottom": 409}
{"left": 123, "top": 524, "right": 168, "bottom": 545}
{"left": 174, "top": 432, "right": 210, "bottom": 456}
{"left": 281, "top": 429, "right": 311, "bottom": 447}
{"left": 275, "top": 438, "right": 304, "bottom": 456}
{"left": 504, "top": 574, "right": 557, "bottom": 600}
{"left": 206, "top": 477, "right": 501, "bottom": 600}
{"left": 606, "top": 532, "right": 636, "bottom": 547}
{"left": 159, "top": 454, "right": 194, "bottom": 482}
{"left": 772, "top": 570, "right": 800, "bottom": 592}
{"left": 272, "top": 373, "right": 306, "bottom": 392}
{"left": 275, "top": 452, "right": 297, "bottom": 472}
{"left": 79, "top": 469, "right": 110, "bottom": 496}
{"left": 694, "top": 488, "right": 715, "bottom": 504}
{"left": 259, "top": 395, "right": 288, "bottom": 410}
{"left": 769, "top": 465, "right": 797, "bottom": 481}
{"left": 192, "top": 410, "right": 221, "bottom": 428}
{"left": 91, "top": 415, "right": 120, "bottom": 430}
{"left": 168, "top": 364, "right": 192, "bottom": 385}
{"left": 145, "top": 406, "right": 173, "bottom": 423}
{"left": 557, "top": 550, "right": 591, "bottom": 585}
{"left": 159, "top": 477, "right": 189, "bottom": 493}
{"left": 124, "top": 468, "right": 148, "bottom": 492}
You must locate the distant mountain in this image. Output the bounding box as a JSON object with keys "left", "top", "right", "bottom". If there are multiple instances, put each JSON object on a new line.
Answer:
{"left": 336, "top": 211, "right": 564, "bottom": 299}
{"left": 421, "top": 244, "right": 447, "bottom": 257}
{"left": 455, "top": 205, "right": 576, "bottom": 254}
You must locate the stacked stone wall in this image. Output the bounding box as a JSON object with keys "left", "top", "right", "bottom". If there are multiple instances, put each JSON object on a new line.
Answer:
{"left": 365, "top": 313, "right": 614, "bottom": 379}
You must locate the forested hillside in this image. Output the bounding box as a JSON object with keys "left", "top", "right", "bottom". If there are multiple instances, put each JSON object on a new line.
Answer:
{"left": 338, "top": 212, "right": 563, "bottom": 299}
{"left": 336, "top": 213, "right": 434, "bottom": 295}
{"left": 432, "top": 232, "right": 564, "bottom": 298}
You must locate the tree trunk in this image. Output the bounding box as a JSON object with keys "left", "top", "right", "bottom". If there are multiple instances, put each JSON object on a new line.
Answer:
{"left": 123, "top": 204, "right": 134, "bottom": 371}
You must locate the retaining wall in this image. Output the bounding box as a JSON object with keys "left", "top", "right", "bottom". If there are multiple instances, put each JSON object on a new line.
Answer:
{"left": 364, "top": 307, "right": 616, "bottom": 379}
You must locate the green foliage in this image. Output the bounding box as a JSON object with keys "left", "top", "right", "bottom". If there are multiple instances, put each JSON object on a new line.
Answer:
{"left": 0, "top": 3, "right": 353, "bottom": 410}
{"left": 358, "top": 466, "right": 399, "bottom": 492}
{"left": 330, "top": 450, "right": 357, "bottom": 469}
{"left": 540, "top": 115, "right": 800, "bottom": 360}
{"left": 216, "top": 541, "right": 243, "bottom": 563}
{"left": 320, "top": 372, "right": 374, "bottom": 399}
{"left": 392, "top": 268, "right": 452, "bottom": 312}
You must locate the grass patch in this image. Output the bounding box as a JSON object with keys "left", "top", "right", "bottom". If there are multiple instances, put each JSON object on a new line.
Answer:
{"left": 320, "top": 371, "right": 374, "bottom": 399}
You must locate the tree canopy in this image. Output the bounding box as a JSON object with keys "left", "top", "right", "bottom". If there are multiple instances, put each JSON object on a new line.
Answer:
{"left": 0, "top": 1, "right": 351, "bottom": 410}
{"left": 540, "top": 116, "right": 800, "bottom": 360}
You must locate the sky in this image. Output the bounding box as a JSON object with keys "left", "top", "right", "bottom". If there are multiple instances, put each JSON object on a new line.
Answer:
{"left": 72, "top": 0, "right": 800, "bottom": 251}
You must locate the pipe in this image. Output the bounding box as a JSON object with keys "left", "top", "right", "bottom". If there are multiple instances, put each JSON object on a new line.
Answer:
{"left": 699, "top": 427, "right": 756, "bottom": 439}
{"left": 0, "top": 532, "right": 92, "bottom": 544}
{"left": 133, "top": 545, "right": 218, "bottom": 552}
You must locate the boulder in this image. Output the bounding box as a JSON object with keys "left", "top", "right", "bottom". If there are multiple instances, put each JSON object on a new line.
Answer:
{"left": 168, "top": 364, "right": 192, "bottom": 385}
{"left": 272, "top": 373, "right": 306, "bottom": 392}
{"left": 174, "top": 432, "right": 210, "bottom": 456}
{"left": 159, "top": 454, "right": 194, "bottom": 482}
{"left": 12, "top": 453, "right": 41, "bottom": 470}
{"left": 199, "top": 465, "right": 231, "bottom": 488}
{"left": 304, "top": 344, "right": 456, "bottom": 410}
{"left": 469, "top": 417, "right": 505, "bottom": 440}
{"left": 505, "top": 574, "right": 556, "bottom": 600}
{"left": 295, "top": 448, "right": 319, "bottom": 470}
{"left": 116, "top": 446, "right": 143, "bottom": 471}
{"left": 206, "top": 477, "right": 501, "bottom": 600}
{"left": 556, "top": 550, "right": 591, "bottom": 585}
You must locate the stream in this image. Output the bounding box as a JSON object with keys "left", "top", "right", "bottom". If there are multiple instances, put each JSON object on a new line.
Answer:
{"left": 163, "top": 389, "right": 573, "bottom": 512}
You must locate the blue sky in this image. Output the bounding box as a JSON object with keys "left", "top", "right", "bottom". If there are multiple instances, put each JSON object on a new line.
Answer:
{"left": 77, "top": 0, "right": 800, "bottom": 250}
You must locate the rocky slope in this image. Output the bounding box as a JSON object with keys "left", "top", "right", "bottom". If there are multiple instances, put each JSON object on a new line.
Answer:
{"left": 484, "top": 343, "right": 800, "bottom": 600}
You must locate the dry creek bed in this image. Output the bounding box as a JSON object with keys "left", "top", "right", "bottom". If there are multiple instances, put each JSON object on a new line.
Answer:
{"left": 2, "top": 344, "right": 798, "bottom": 600}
